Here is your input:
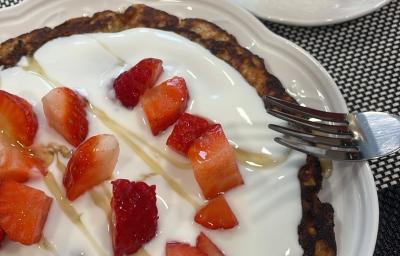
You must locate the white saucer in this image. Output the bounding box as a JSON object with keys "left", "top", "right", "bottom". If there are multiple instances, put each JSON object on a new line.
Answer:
{"left": 231, "top": 0, "right": 392, "bottom": 26}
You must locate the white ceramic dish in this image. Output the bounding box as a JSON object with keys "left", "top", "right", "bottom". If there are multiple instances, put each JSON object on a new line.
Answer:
{"left": 0, "top": 0, "right": 378, "bottom": 255}
{"left": 230, "top": 0, "right": 392, "bottom": 26}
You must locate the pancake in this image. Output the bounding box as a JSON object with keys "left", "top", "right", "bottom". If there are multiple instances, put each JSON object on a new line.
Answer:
{"left": 0, "top": 4, "right": 336, "bottom": 256}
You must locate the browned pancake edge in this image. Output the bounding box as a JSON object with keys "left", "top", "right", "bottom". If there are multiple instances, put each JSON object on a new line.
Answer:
{"left": 0, "top": 4, "right": 336, "bottom": 256}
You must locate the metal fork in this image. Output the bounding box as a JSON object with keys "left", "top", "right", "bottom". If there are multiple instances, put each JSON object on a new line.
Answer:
{"left": 264, "top": 96, "right": 400, "bottom": 161}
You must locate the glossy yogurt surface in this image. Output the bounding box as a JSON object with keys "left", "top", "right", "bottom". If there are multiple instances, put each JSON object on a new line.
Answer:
{"left": 0, "top": 28, "right": 305, "bottom": 256}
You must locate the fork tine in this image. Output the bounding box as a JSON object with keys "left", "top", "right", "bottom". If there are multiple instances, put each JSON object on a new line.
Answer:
{"left": 269, "top": 124, "right": 356, "bottom": 147}
{"left": 267, "top": 108, "right": 352, "bottom": 135}
{"left": 264, "top": 96, "right": 348, "bottom": 123}
{"left": 274, "top": 137, "right": 361, "bottom": 161}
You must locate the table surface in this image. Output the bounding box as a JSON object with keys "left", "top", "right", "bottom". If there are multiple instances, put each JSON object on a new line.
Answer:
{"left": 1, "top": 0, "right": 399, "bottom": 255}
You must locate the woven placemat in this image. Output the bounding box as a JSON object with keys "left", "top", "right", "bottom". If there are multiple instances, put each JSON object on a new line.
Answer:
{"left": 0, "top": 0, "right": 22, "bottom": 8}
{"left": 1, "top": 0, "right": 399, "bottom": 255}
{"left": 376, "top": 183, "right": 400, "bottom": 255}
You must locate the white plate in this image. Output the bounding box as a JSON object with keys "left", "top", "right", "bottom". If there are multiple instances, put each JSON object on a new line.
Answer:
{"left": 230, "top": 0, "right": 392, "bottom": 26}
{"left": 0, "top": 0, "right": 378, "bottom": 255}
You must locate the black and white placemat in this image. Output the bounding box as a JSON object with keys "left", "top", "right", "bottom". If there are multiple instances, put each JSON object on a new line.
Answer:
{"left": 1, "top": 0, "right": 399, "bottom": 255}
{"left": 0, "top": 0, "right": 22, "bottom": 8}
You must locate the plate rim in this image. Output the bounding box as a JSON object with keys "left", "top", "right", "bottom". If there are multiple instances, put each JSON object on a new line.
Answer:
{"left": 0, "top": 0, "right": 379, "bottom": 255}
{"left": 230, "top": 0, "right": 392, "bottom": 26}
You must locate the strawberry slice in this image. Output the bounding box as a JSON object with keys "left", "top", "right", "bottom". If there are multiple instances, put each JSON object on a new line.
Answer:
{"left": 0, "top": 90, "right": 38, "bottom": 146}
{"left": 111, "top": 179, "right": 158, "bottom": 256}
{"left": 194, "top": 195, "right": 238, "bottom": 230}
{"left": 63, "top": 134, "right": 119, "bottom": 201}
{"left": 42, "top": 87, "right": 89, "bottom": 147}
{"left": 142, "top": 76, "right": 189, "bottom": 135}
{"left": 0, "top": 180, "right": 52, "bottom": 245}
{"left": 166, "top": 113, "right": 211, "bottom": 155}
{"left": 196, "top": 233, "right": 225, "bottom": 256}
{"left": 166, "top": 242, "right": 207, "bottom": 256}
{"left": 114, "top": 58, "right": 163, "bottom": 108}
{"left": 188, "top": 124, "right": 244, "bottom": 199}
{"left": 0, "top": 135, "right": 46, "bottom": 182}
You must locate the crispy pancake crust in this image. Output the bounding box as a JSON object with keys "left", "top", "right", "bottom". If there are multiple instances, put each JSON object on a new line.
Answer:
{"left": 299, "top": 156, "right": 337, "bottom": 256}
{"left": 0, "top": 4, "right": 336, "bottom": 255}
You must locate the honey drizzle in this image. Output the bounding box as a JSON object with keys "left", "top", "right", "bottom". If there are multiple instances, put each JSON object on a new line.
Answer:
{"left": 139, "top": 172, "right": 159, "bottom": 181}
{"left": 90, "top": 36, "right": 126, "bottom": 66}
{"left": 135, "top": 248, "right": 152, "bottom": 256}
{"left": 44, "top": 173, "right": 108, "bottom": 256}
{"left": 55, "top": 154, "right": 66, "bottom": 173}
{"left": 89, "top": 189, "right": 111, "bottom": 215}
{"left": 101, "top": 184, "right": 113, "bottom": 201}
{"left": 90, "top": 105, "right": 200, "bottom": 208}
{"left": 121, "top": 129, "right": 191, "bottom": 170}
{"left": 320, "top": 158, "right": 333, "bottom": 178}
{"left": 22, "top": 58, "right": 59, "bottom": 87}
{"left": 235, "top": 148, "right": 290, "bottom": 169}
{"left": 38, "top": 237, "right": 59, "bottom": 256}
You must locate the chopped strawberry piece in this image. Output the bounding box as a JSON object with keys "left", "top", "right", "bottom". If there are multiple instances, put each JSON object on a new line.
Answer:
{"left": 195, "top": 195, "right": 238, "bottom": 230}
{"left": 142, "top": 76, "right": 189, "bottom": 135}
{"left": 111, "top": 179, "right": 158, "bottom": 256}
{"left": 63, "top": 134, "right": 119, "bottom": 201}
{"left": 167, "top": 113, "right": 211, "bottom": 155}
{"left": 0, "top": 228, "right": 5, "bottom": 248}
{"left": 114, "top": 58, "right": 163, "bottom": 108}
{"left": 187, "top": 124, "right": 244, "bottom": 199}
{"left": 0, "top": 180, "right": 52, "bottom": 245}
{"left": 42, "top": 87, "right": 88, "bottom": 147}
{"left": 0, "top": 90, "right": 38, "bottom": 146}
{"left": 0, "top": 135, "right": 47, "bottom": 182}
{"left": 196, "top": 233, "right": 225, "bottom": 256}
{"left": 166, "top": 242, "right": 207, "bottom": 256}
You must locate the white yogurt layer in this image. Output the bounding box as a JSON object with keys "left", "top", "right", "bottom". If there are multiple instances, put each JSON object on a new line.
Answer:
{"left": 0, "top": 28, "right": 303, "bottom": 256}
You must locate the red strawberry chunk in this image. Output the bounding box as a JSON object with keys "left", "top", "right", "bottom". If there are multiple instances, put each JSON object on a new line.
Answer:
{"left": 111, "top": 179, "right": 158, "bottom": 256}
{"left": 196, "top": 232, "right": 225, "bottom": 256}
{"left": 167, "top": 113, "right": 211, "bottom": 155}
{"left": 0, "top": 135, "right": 47, "bottom": 182}
{"left": 114, "top": 58, "right": 163, "bottom": 108}
{"left": 42, "top": 87, "right": 88, "bottom": 147}
{"left": 188, "top": 124, "right": 244, "bottom": 199}
{"left": 195, "top": 195, "right": 238, "bottom": 230}
{"left": 0, "top": 180, "right": 52, "bottom": 245}
{"left": 142, "top": 76, "right": 189, "bottom": 135}
{"left": 63, "top": 134, "right": 119, "bottom": 201}
{"left": 0, "top": 90, "right": 38, "bottom": 146}
{"left": 166, "top": 242, "right": 207, "bottom": 256}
